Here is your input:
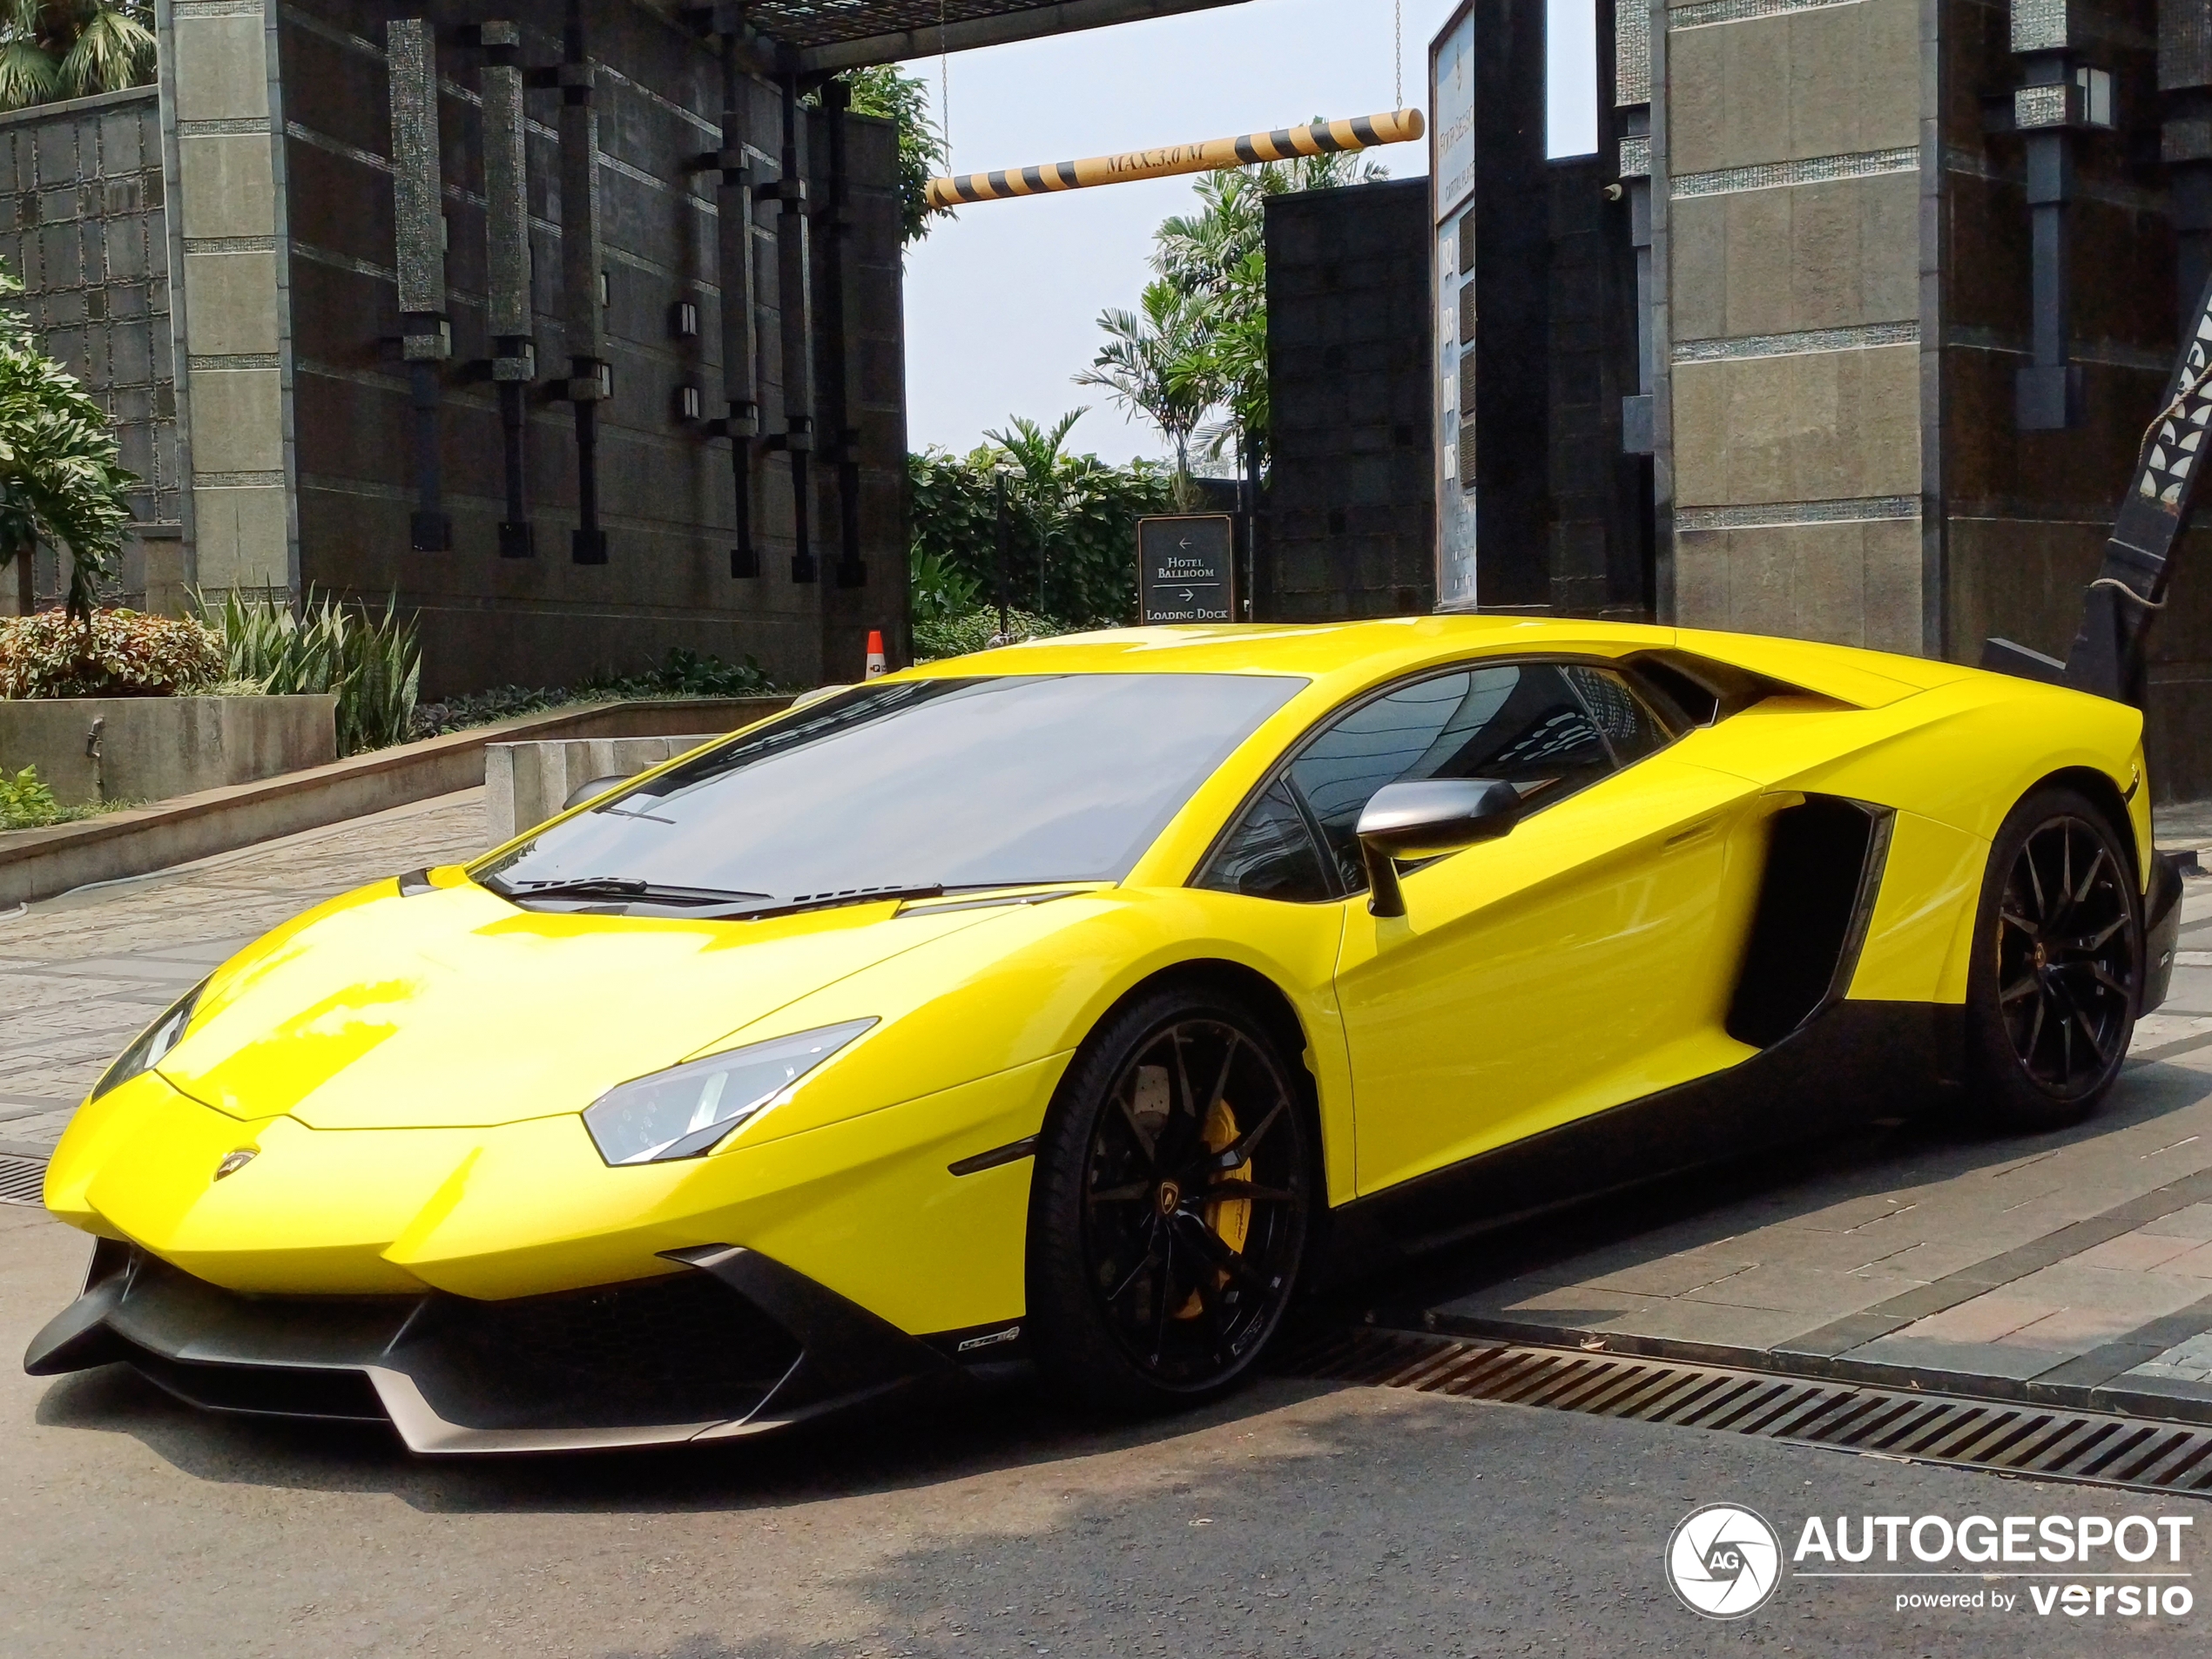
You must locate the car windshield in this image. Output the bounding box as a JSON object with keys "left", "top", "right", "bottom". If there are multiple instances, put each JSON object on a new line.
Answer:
{"left": 476, "top": 673, "right": 1305, "bottom": 906}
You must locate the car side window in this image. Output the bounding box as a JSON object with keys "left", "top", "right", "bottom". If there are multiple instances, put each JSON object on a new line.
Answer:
{"left": 1196, "top": 661, "right": 1678, "bottom": 903}
{"left": 1561, "top": 664, "right": 1673, "bottom": 767}
{"left": 1196, "top": 778, "right": 1336, "bottom": 902}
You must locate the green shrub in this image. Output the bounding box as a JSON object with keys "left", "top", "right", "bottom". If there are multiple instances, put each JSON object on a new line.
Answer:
{"left": 204, "top": 589, "right": 421, "bottom": 757}
{"left": 909, "top": 437, "right": 1174, "bottom": 630}
{"left": 408, "top": 647, "right": 780, "bottom": 740}
{"left": 0, "top": 607, "right": 223, "bottom": 698}
{"left": 914, "top": 606, "right": 1065, "bottom": 663}
{"left": 0, "top": 762, "right": 60, "bottom": 828}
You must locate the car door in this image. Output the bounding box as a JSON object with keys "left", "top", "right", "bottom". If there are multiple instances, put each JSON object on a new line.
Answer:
{"left": 1308, "top": 661, "right": 1769, "bottom": 1197}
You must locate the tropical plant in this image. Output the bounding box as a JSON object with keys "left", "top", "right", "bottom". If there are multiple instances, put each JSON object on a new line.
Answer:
{"left": 1082, "top": 141, "right": 1389, "bottom": 486}
{"left": 0, "top": 761, "right": 60, "bottom": 827}
{"left": 1075, "top": 280, "right": 1217, "bottom": 477}
{"left": 909, "top": 546, "right": 981, "bottom": 631}
{"left": 908, "top": 429, "right": 1174, "bottom": 628}
{"left": 0, "top": 607, "right": 221, "bottom": 697}
{"left": 205, "top": 589, "right": 422, "bottom": 757}
{"left": 913, "top": 605, "right": 1058, "bottom": 664}
{"left": 0, "top": 261, "right": 133, "bottom": 619}
{"left": 827, "top": 64, "right": 950, "bottom": 248}
{"left": 0, "top": 2, "right": 155, "bottom": 114}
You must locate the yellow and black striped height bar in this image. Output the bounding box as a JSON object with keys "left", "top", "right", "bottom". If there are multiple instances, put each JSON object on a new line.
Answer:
{"left": 925, "top": 109, "right": 1426, "bottom": 209}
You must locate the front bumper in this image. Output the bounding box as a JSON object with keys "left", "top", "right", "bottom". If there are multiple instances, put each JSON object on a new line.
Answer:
{"left": 24, "top": 1238, "right": 953, "bottom": 1453}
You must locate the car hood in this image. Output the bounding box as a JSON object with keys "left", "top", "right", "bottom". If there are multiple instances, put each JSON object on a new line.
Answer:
{"left": 154, "top": 876, "right": 1004, "bottom": 1130}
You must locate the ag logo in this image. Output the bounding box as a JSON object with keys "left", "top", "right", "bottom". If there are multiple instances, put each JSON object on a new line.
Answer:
{"left": 1666, "top": 1503, "right": 1782, "bottom": 1619}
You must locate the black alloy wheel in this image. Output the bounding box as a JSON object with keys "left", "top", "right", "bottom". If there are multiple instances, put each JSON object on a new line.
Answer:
{"left": 1028, "top": 989, "right": 1314, "bottom": 1410}
{"left": 1967, "top": 786, "right": 2139, "bottom": 1129}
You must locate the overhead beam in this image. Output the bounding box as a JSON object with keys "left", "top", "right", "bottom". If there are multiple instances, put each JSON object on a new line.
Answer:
{"left": 794, "top": 0, "right": 1251, "bottom": 73}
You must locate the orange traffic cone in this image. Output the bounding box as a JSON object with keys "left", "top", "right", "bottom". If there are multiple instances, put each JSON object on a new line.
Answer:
{"left": 865, "top": 630, "right": 886, "bottom": 678}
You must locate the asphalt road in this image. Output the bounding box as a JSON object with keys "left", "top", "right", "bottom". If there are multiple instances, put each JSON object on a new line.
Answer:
{"left": 8, "top": 1211, "right": 2212, "bottom": 1658}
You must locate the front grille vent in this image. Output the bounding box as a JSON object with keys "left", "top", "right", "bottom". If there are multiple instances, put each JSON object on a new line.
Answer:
{"left": 1282, "top": 1328, "right": 2212, "bottom": 1496}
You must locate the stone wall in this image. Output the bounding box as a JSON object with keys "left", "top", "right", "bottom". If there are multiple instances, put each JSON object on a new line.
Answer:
{"left": 0, "top": 85, "right": 184, "bottom": 613}
{"left": 1264, "top": 179, "right": 1435, "bottom": 620}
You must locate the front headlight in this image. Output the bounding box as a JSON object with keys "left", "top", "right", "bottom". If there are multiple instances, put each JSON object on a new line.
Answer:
{"left": 92, "top": 978, "right": 209, "bottom": 1102}
{"left": 583, "top": 1019, "right": 878, "bottom": 1165}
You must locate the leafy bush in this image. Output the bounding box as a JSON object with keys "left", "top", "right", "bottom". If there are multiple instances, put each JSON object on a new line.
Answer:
{"left": 409, "top": 647, "right": 779, "bottom": 740}
{"left": 0, "top": 762, "right": 60, "bottom": 828}
{"left": 909, "top": 426, "right": 1173, "bottom": 630}
{"left": 205, "top": 589, "right": 421, "bottom": 757}
{"left": 0, "top": 607, "right": 222, "bottom": 698}
{"left": 913, "top": 606, "right": 1063, "bottom": 663}
{"left": 0, "top": 261, "right": 134, "bottom": 617}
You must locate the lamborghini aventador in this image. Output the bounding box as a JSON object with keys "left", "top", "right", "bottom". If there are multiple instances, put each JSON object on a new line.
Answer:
{"left": 24, "top": 618, "right": 2186, "bottom": 1451}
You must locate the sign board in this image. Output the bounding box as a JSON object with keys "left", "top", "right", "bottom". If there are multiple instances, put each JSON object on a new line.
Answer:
{"left": 1136, "top": 515, "right": 1237, "bottom": 624}
{"left": 1431, "top": 3, "right": 1475, "bottom": 224}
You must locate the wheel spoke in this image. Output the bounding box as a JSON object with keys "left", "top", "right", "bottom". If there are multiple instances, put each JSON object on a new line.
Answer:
{"left": 2090, "top": 964, "right": 2131, "bottom": 996}
{"left": 2080, "top": 915, "right": 2127, "bottom": 952}
{"left": 1199, "top": 1096, "right": 1289, "bottom": 1176}
{"left": 2023, "top": 996, "right": 2046, "bottom": 1068}
{"left": 2000, "top": 908, "right": 2040, "bottom": 938}
{"left": 1172, "top": 1211, "right": 1270, "bottom": 1293}
{"left": 2072, "top": 843, "right": 2108, "bottom": 910}
{"left": 1106, "top": 1235, "right": 1161, "bottom": 1305}
{"left": 2072, "top": 1007, "right": 2111, "bottom": 1069}
{"left": 1999, "top": 975, "right": 2040, "bottom": 1006}
{"left": 2024, "top": 841, "right": 2048, "bottom": 921}
{"left": 1112, "top": 1083, "right": 1159, "bottom": 1167}
{"left": 1087, "top": 1181, "right": 1150, "bottom": 1205}
{"left": 1150, "top": 1225, "right": 1177, "bottom": 1358}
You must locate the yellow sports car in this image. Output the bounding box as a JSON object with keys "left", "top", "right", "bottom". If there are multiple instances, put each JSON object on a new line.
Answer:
{"left": 24, "top": 619, "right": 2185, "bottom": 1452}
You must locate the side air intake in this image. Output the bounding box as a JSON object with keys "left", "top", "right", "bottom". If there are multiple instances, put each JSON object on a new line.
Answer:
{"left": 1726, "top": 797, "right": 1892, "bottom": 1049}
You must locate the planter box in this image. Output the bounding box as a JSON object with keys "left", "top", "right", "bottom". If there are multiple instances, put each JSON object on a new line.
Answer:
{"left": 486, "top": 735, "right": 723, "bottom": 845}
{"left": 0, "top": 695, "right": 338, "bottom": 806}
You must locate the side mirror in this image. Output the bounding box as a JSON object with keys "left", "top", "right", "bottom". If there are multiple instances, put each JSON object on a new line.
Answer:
{"left": 563, "top": 773, "right": 637, "bottom": 813}
{"left": 1355, "top": 779, "right": 1521, "bottom": 918}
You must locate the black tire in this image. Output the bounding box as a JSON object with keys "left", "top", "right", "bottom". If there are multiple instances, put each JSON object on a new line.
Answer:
{"left": 1963, "top": 785, "right": 2141, "bottom": 1131}
{"left": 1026, "top": 985, "right": 1316, "bottom": 1413}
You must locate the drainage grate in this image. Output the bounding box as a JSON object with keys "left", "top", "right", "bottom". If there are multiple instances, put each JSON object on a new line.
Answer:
{"left": 1283, "top": 1327, "right": 2212, "bottom": 1497}
{"left": 0, "top": 1154, "right": 48, "bottom": 1206}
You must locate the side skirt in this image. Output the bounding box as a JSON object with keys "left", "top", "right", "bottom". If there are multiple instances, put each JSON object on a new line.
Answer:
{"left": 1325, "top": 998, "right": 1958, "bottom": 1268}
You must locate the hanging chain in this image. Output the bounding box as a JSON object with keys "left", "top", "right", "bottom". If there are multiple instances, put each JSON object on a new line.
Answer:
{"left": 1394, "top": 0, "right": 1402, "bottom": 110}
{"left": 939, "top": 0, "right": 951, "bottom": 174}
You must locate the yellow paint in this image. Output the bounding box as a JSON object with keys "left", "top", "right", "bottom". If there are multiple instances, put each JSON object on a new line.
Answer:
{"left": 40, "top": 617, "right": 2153, "bottom": 1336}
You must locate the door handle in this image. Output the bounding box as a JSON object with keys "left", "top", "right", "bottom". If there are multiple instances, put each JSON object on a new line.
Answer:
{"left": 1664, "top": 817, "right": 1722, "bottom": 849}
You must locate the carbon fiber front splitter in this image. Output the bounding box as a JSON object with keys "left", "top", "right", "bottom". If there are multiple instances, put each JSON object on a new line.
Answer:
{"left": 24, "top": 1239, "right": 953, "bottom": 1453}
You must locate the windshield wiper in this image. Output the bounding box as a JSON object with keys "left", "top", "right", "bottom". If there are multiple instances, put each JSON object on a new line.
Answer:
{"left": 492, "top": 877, "right": 774, "bottom": 907}
{"left": 704, "top": 883, "right": 949, "bottom": 921}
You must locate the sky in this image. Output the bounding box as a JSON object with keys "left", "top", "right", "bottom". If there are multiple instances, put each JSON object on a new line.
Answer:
{"left": 895, "top": 0, "right": 1599, "bottom": 466}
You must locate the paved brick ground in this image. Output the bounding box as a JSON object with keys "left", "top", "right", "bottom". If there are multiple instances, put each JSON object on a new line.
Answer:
{"left": 0, "top": 789, "right": 482, "bottom": 1161}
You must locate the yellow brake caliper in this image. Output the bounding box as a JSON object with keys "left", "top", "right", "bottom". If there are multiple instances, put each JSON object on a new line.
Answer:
{"left": 1172, "top": 1097, "right": 1252, "bottom": 1319}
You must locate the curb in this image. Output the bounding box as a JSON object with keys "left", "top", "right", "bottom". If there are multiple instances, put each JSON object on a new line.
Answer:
{"left": 0, "top": 696, "right": 790, "bottom": 906}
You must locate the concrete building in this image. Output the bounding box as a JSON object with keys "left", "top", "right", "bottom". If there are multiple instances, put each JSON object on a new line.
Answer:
{"left": 1417, "top": 0, "right": 2212, "bottom": 797}
{"left": 0, "top": 0, "right": 1249, "bottom": 693}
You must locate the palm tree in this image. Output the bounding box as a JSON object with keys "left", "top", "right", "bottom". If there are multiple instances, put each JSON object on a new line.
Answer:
{"left": 1076, "top": 279, "right": 1216, "bottom": 478}
{"left": 0, "top": 2, "right": 154, "bottom": 115}
{"left": 982, "top": 409, "right": 1087, "bottom": 619}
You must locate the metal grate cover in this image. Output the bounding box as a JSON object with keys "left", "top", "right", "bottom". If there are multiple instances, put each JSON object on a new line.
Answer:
{"left": 1284, "top": 1328, "right": 2212, "bottom": 1497}
{"left": 0, "top": 1154, "right": 47, "bottom": 1206}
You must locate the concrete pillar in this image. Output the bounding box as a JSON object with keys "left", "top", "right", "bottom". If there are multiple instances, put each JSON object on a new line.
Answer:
{"left": 159, "top": 0, "right": 295, "bottom": 598}
{"left": 1652, "top": 0, "right": 1926, "bottom": 655}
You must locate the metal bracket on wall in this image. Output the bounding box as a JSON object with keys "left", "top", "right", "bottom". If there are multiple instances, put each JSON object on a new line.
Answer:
{"left": 556, "top": 0, "right": 610, "bottom": 565}
{"left": 702, "top": 7, "right": 763, "bottom": 579}
{"left": 469, "top": 21, "right": 538, "bottom": 559}
{"left": 773, "top": 71, "right": 817, "bottom": 585}
{"left": 818, "top": 78, "right": 865, "bottom": 589}
{"left": 2009, "top": 0, "right": 2094, "bottom": 429}
{"left": 388, "top": 17, "right": 452, "bottom": 552}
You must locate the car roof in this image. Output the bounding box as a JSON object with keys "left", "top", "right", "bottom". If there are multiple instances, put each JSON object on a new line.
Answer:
{"left": 900, "top": 617, "right": 1978, "bottom": 711}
